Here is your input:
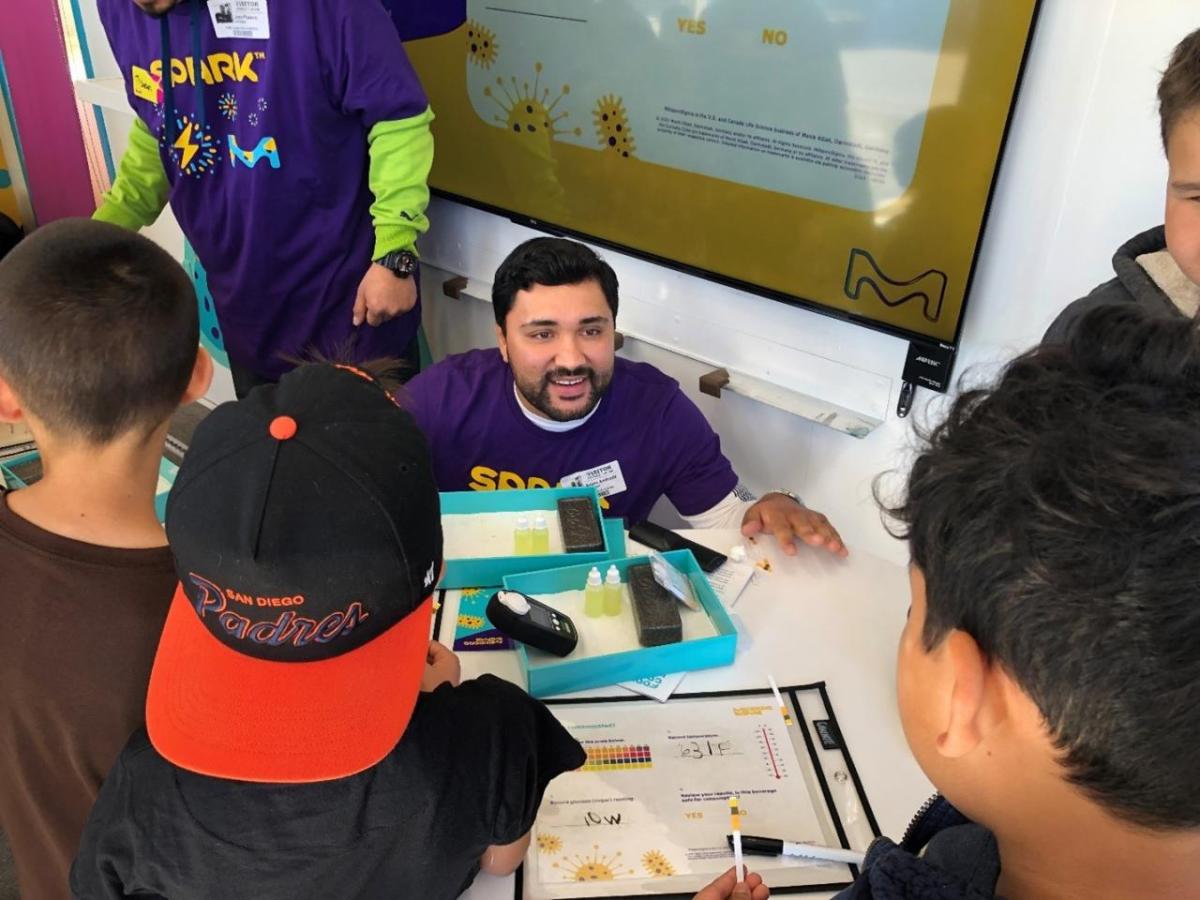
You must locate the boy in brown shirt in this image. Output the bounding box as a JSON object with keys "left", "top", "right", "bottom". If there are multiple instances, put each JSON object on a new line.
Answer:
{"left": 0, "top": 219, "right": 211, "bottom": 900}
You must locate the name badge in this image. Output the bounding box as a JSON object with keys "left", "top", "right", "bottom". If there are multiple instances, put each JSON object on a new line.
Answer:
{"left": 209, "top": 0, "right": 270, "bottom": 40}
{"left": 560, "top": 460, "right": 628, "bottom": 499}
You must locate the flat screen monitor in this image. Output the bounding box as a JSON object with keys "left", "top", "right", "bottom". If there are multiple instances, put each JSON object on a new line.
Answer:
{"left": 405, "top": 0, "right": 1041, "bottom": 351}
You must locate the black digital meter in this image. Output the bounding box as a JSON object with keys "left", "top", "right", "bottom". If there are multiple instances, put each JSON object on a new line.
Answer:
{"left": 485, "top": 590, "right": 579, "bottom": 657}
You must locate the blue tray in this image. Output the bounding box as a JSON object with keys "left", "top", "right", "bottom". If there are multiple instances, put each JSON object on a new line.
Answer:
{"left": 502, "top": 550, "right": 737, "bottom": 697}
{"left": 439, "top": 486, "right": 624, "bottom": 588}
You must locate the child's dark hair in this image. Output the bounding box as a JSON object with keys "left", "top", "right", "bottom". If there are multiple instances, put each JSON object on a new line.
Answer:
{"left": 0, "top": 218, "right": 198, "bottom": 443}
{"left": 1159, "top": 27, "right": 1200, "bottom": 149}
{"left": 287, "top": 351, "right": 411, "bottom": 406}
{"left": 883, "top": 304, "right": 1200, "bottom": 830}
{"left": 491, "top": 237, "right": 619, "bottom": 330}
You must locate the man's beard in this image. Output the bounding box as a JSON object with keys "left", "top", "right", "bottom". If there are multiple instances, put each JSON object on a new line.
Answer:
{"left": 137, "top": 0, "right": 180, "bottom": 16}
{"left": 515, "top": 366, "right": 612, "bottom": 422}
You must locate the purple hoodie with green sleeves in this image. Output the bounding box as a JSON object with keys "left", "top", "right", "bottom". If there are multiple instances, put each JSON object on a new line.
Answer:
{"left": 96, "top": 0, "right": 433, "bottom": 379}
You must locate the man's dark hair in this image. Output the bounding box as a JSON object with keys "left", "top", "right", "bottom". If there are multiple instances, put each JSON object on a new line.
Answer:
{"left": 491, "top": 237, "right": 619, "bottom": 330}
{"left": 883, "top": 304, "right": 1200, "bottom": 830}
{"left": 1159, "top": 27, "right": 1200, "bottom": 150}
{"left": 0, "top": 218, "right": 198, "bottom": 443}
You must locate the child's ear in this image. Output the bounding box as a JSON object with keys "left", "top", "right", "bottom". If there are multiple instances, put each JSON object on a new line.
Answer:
{"left": 181, "top": 347, "right": 214, "bottom": 406}
{"left": 935, "top": 629, "right": 988, "bottom": 759}
{"left": 0, "top": 374, "right": 24, "bottom": 423}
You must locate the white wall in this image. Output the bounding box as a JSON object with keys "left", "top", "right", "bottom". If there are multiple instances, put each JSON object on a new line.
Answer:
{"left": 420, "top": 0, "right": 1195, "bottom": 564}
{"left": 79, "top": 0, "right": 1196, "bottom": 562}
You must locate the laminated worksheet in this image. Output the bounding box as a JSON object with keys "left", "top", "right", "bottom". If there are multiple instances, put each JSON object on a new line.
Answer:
{"left": 521, "top": 684, "right": 876, "bottom": 898}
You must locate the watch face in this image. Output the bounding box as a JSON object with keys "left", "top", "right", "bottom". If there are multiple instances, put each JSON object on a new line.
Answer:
{"left": 381, "top": 251, "right": 417, "bottom": 276}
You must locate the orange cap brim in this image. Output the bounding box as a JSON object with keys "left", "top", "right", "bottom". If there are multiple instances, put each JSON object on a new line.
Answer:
{"left": 147, "top": 585, "right": 432, "bottom": 783}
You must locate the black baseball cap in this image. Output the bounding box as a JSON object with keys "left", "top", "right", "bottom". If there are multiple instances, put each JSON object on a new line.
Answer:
{"left": 146, "top": 364, "right": 442, "bottom": 782}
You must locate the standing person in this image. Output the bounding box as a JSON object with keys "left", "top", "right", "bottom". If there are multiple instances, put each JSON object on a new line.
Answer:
{"left": 71, "top": 363, "right": 585, "bottom": 900}
{"left": 95, "top": 0, "right": 433, "bottom": 396}
{"left": 0, "top": 219, "right": 211, "bottom": 900}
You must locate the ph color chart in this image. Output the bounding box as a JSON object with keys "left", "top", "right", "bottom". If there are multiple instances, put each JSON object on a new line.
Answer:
{"left": 580, "top": 744, "right": 653, "bottom": 771}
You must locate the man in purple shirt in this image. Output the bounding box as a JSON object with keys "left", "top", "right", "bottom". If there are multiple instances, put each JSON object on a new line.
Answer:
{"left": 405, "top": 238, "right": 846, "bottom": 556}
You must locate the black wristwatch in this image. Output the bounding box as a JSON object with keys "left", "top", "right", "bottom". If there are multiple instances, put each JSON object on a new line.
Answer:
{"left": 375, "top": 249, "right": 418, "bottom": 278}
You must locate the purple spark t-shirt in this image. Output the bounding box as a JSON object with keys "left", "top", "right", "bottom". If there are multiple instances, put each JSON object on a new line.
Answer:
{"left": 98, "top": 0, "right": 429, "bottom": 378}
{"left": 404, "top": 349, "right": 739, "bottom": 523}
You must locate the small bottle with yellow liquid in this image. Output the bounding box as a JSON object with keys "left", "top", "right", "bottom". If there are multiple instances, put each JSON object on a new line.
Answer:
{"left": 584, "top": 566, "right": 605, "bottom": 618}
{"left": 513, "top": 515, "right": 532, "bottom": 555}
{"left": 531, "top": 513, "right": 551, "bottom": 554}
{"left": 603, "top": 565, "right": 623, "bottom": 616}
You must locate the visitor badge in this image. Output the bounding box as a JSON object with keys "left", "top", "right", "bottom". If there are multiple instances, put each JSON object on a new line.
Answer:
{"left": 560, "top": 460, "right": 627, "bottom": 499}
{"left": 209, "top": 0, "right": 270, "bottom": 40}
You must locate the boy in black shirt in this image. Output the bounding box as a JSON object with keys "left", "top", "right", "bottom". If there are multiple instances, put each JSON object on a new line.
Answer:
{"left": 71, "top": 363, "right": 584, "bottom": 899}
{"left": 832, "top": 306, "right": 1200, "bottom": 899}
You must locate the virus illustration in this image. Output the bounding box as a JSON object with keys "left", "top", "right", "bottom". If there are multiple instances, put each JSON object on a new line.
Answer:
{"left": 457, "top": 614, "right": 485, "bottom": 629}
{"left": 641, "top": 850, "right": 675, "bottom": 877}
{"left": 484, "top": 63, "right": 581, "bottom": 141}
{"left": 248, "top": 112, "right": 260, "bottom": 127}
{"left": 217, "top": 92, "right": 237, "bottom": 121}
{"left": 257, "top": 97, "right": 269, "bottom": 112}
{"left": 465, "top": 20, "right": 498, "bottom": 69}
{"left": 552, "top": 845, "right": 634, "bottom": 881}
{"left": 168, "top": 116, "right": 220, "bottom": 179}
{"left": 536, "top": 832, "right": 563, "bottom": 854}
{"left": 593, "top": 94, "right": 635, "bottom": 158}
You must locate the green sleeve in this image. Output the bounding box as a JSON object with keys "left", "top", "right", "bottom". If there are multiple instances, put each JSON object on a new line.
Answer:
{"left": 367, "top": 106, "right": 435, "bottom": 259}
{"left": 93, "top": 117, "right": 169, "bottom": 231}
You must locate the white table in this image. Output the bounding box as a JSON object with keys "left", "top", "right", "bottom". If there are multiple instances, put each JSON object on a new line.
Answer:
{"left": 443, "top": 529, "right": 933, "bottom": 900}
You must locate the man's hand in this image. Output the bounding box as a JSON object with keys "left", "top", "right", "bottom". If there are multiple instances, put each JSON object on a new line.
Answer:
{"left": 352, "top": 262, "right": 417, "bottom": 327}
{"left": 694, "top": 867, "right": 770, "bottom": 900}
{"left": 420, "top": 640, "right": 461, "bottom": 692}
{"left": 742, "top": 493, "right": 847, "bottom": 558}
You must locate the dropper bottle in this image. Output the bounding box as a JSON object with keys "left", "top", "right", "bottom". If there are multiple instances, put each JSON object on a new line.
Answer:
{"left": 584, "top": 566, "right": 605, "bottom": 618}
{"left": 531, "top": 513, "right": 550, "bottom": 554}
{"left": 513, "top": 515, "right": 532, "bottom": 555}
{"left": 603, "top": 564, "right": 623, "bottom": 616}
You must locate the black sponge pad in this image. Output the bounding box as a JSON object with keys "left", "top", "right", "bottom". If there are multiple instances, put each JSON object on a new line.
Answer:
{"left": 557, "top": 496, "right": 605, "bottom": 553}
{"left": 627, "top": 563, "right": 683, "bottom": 647}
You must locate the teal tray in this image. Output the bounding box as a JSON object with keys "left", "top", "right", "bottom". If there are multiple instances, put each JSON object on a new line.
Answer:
{"left": 502, "top": 549, "right": 737, "bottom": 697}
{"left": 439, "top": 486, "right": 624, "bottom": 588}
{"left": 0, "top": 449, "right": 40, "bottom": 489}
